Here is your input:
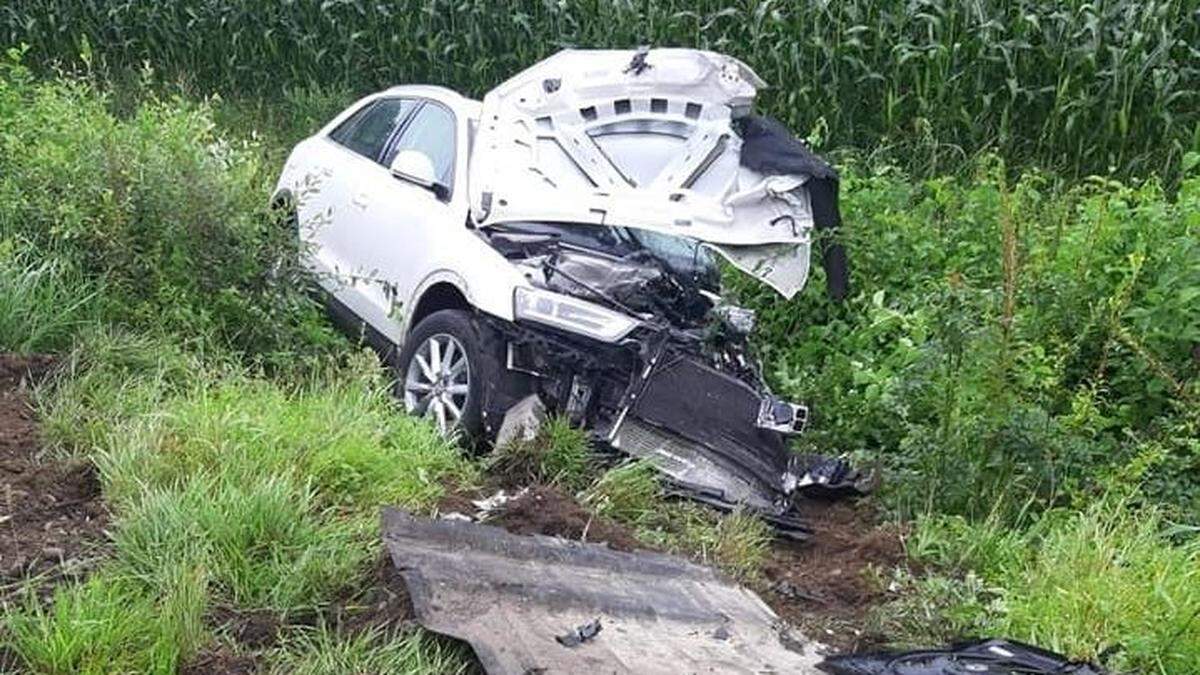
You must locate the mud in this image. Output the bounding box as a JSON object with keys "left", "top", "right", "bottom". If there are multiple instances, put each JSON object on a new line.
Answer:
{"left": 0, "top": 354, "right": 109, "bottom": 603}
{"left": 487, "top": 485, "right": 642, "bottom": 552}
{"left": 760, "top": 498, "right": 908, "bottom": 651}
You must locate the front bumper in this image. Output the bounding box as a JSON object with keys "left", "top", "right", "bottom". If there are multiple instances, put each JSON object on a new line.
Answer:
{"left": 608, "top": 353, "right": 808, "bottom": 532}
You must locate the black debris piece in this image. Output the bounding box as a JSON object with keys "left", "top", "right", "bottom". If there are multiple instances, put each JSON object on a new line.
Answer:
{"left": 818, "top": 638, "right": 1108, "bottom": 675}
{"left": 625, "top": 45, "right": 652, "bottom": 75}
{"left": 556, "top": 618, "right": 603, "bottom": 647}
{"left": 795, "top": 454, "right": 873, "bottom": 500}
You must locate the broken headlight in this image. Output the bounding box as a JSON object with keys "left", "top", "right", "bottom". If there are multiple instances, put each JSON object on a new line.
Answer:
{"left": 513, "top": 287, "right": 638, "bottom": 343}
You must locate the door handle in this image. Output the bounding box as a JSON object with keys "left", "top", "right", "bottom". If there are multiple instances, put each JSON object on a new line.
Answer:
{"left": 351, "top": 192, "right": 370, "bottom": 209}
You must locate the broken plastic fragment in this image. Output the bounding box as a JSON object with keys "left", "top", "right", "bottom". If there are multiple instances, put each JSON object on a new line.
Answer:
{"left": 556, "top": 618, "right": 603, "bottom": 647}
{"left": 795, "top": 455, "right": 872, "bottom": 499}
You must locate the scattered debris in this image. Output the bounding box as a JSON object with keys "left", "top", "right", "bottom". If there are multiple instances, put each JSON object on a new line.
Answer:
{"left": 381, "top": 506, "right": 827, "bottom": 674}
{"left": 555, "top": 618, "right": 602, "bottom": 647}
{"left": 818, "top": 638, "right": 1107, "bottom": 675}
{"left": 470, "top": 487, "right": 529, "bottom": 518}
{"left": 795, "top": 455, "right": 875, "bottom": 500}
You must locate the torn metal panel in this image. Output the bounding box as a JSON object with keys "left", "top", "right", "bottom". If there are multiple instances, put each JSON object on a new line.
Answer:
{"left": 381, "top": 507, "right": 826, "bottom": 675}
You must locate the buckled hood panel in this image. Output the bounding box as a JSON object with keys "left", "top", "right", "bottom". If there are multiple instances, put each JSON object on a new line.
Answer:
{"left": 470, "top": 48, "right": 818, "bottom": 298}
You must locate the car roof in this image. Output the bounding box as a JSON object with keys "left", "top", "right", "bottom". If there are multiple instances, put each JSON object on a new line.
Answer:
{"left": 383, "top": 84, "right": 481, "bottom": 118}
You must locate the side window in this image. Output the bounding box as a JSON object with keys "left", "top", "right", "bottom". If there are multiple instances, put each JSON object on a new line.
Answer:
{"left": 329, "top": 98, "right": 413, "bottom": 162}
{"left": 383, "top": 103, "right": 457, "bottom": 191}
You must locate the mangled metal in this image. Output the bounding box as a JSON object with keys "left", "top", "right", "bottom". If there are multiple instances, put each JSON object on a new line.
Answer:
{"left": 381, "top": 507, "right": 826, "bottom": 674}
{"left": 467, "top": 47, "right": 860, "bottom": 534}
{"left": 469, "top": 48, "right": 827, "bottom": 299}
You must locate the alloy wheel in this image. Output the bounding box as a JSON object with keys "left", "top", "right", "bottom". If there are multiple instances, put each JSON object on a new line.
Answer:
{"left": 403, "top": 333, "right": 470, "bottom": 436}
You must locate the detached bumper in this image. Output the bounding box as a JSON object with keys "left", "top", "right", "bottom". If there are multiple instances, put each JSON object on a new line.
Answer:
{"left": 609, "top": 353, "right": 808, "bottom": 534}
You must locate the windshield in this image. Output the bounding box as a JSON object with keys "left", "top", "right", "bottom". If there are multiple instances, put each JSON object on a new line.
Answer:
{"left": 487, "top": 221, "right": 719, "bottom": 286}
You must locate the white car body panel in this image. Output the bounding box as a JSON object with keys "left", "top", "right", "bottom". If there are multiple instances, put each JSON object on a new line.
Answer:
{"left": 276, "top": 87, "right": 524, "bottom": 346}
{"left": 469, "top": 48, "right": 814, "bottom": 297}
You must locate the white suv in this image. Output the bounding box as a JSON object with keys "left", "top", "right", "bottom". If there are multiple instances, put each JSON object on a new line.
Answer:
{"left": 273, "top": 48, "right": 845, "bottom": 530}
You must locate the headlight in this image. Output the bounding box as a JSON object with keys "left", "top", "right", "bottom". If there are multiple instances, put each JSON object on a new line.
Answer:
{"left": 513, "top": 287, "right": 638, "bottom": 343}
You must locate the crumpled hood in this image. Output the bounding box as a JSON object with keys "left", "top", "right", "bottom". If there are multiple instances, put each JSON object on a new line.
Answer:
{"left": 470, "top": 48, "right": 825, "bottom": 298}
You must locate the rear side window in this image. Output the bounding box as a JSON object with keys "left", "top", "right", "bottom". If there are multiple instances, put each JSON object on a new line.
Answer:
{"left": 383, "top": 103, "right": 457, "bottom": 191}
{"left": 329, "top": 98, "right": 413, "bottom": 162}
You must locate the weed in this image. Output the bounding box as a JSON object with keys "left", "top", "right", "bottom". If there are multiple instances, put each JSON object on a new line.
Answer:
{"left": 267, "top": 625, "right": 471, "bottom": 675}
{"left": 487, "top": 416, "right": 593, "bottom": 492}
{"left": 4, "top": 568, "right": 208, "bottom": 674}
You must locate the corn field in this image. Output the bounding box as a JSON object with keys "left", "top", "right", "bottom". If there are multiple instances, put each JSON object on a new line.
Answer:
{"left": 3, "top": 0, "right": 1198, "bottom": 178}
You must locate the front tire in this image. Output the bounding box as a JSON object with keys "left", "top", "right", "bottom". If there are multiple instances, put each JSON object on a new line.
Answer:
{"left": 396, "top": 310, "right": 490, "bottom": 442}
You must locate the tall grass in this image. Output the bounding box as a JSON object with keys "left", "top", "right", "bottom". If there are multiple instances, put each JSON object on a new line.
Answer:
{"left": 2, "top": 1, "right": 1197, "bottom": 179}
{"left": 901, "top": 497, "right": 1200, "bottom": 673}
{"left": 4, "top": 334, "right": 477, "bottom": 672}
{"left": 0, "top": 244, "right": 97, "bottom": 353}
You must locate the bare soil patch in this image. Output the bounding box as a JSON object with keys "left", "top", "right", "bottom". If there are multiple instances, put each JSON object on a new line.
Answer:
{"left": 0, "top": 354, "right": 109, "bottom": 603}
{"left": 486, "top": 485, "right": 642, "bottom": 552}
{"left": 760, "top": 498, "right": 908, "bottom": 651}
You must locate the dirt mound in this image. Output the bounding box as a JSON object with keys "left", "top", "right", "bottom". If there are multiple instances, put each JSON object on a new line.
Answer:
{"left": 760, "top": 499, "right": 908, "bottom": 650}
{"left": 0, "top": 354, "right": 109, "bottom": 601}
{"left": 487, "top": 485, "right": 641, "bottom": 552}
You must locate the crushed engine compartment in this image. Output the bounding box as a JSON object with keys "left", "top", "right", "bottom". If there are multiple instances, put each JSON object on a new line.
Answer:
{"left": 478, "top": 217, "right": 838, "bottom": 535}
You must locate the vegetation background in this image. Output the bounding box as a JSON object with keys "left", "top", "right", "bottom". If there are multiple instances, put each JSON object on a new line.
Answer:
{"left": 1, "top": 1, "right": 1197, "bottom": 673}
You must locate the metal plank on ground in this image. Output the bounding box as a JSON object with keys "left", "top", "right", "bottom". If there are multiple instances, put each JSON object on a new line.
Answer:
{"left": 381, "top": 507, "right": 826, "bottom": 674}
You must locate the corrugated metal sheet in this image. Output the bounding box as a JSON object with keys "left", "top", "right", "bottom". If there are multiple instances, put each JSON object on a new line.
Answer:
{"left": 381, "top": 507, "right": 825, "bottom": 674}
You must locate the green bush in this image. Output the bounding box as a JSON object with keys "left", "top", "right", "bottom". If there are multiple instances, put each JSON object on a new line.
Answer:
{"left": 0, "top": 51, "right": 337, "bottom": 367}
{"left": 735, "top": 160, "right": 1200, "bottom": 521}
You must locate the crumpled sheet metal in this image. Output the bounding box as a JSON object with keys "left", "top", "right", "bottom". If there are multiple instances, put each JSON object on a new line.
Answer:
{"left": 381, "top": 507, "right": 825, "bottom": 674}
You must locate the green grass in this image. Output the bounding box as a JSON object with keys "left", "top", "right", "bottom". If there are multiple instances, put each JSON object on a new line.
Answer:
{"left": 0, "top": 244, "right": 97, "bottom": 354}
{"left": 4, "top": 1, "right": 1198, "bottom": 180}
{"left": 267, "top": 625, "right": 471, "bottom": 675}
{"left": 583, "top": 461, "right": 772, "bottom": 581}
{"left": 487, "top": 416, "right": 593, "bottom": 492}
{"left": 4, "top": 334, "right": 476, "bottom": 672}
{"left": 889, "top": 497, "right": 1200, "bottom": 673}
{"left": 4, "top": 569, "right": 208, "bottom": 674}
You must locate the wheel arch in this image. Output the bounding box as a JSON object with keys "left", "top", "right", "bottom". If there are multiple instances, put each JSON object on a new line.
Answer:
{"left": 408, "top": 281, "right": 472, "bottom": 334}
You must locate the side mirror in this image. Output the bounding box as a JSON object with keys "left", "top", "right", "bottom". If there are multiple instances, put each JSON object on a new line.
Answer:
{"left": 390, "top": 150, "right": 448, "bottom": 200}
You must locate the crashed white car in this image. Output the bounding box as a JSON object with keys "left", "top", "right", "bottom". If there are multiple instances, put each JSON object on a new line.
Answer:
{"left": 273, "top": 48, "right": 846, "bottom": 530}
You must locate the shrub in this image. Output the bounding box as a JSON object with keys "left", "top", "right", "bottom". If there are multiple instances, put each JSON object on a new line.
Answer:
{"left": 0, "top": 51, "right": 338, "bottom": 367}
